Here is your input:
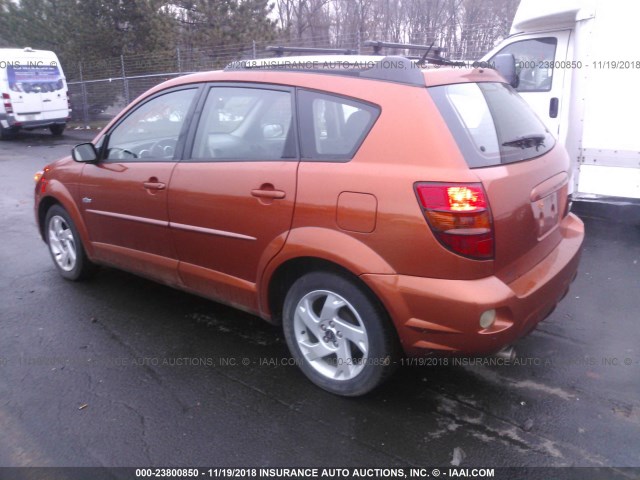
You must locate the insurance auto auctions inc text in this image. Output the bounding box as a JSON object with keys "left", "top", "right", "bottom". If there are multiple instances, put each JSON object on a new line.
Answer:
{"left": 209, "top": 468, "right": 495, "bottom": 478}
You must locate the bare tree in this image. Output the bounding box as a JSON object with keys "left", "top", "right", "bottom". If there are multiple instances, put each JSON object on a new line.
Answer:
{"left": 272, "top": 0, "right": 519, "bottom": 59}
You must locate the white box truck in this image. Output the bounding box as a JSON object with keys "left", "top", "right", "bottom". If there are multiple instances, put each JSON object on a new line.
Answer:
{"left": 483, "top": 0, "right": 640, "bottom": 203}
{"left": 0, "top": 47, "right": 70, "bottom": 139}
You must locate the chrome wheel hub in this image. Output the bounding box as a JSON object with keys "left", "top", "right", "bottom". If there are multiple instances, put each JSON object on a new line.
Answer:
{"left": 48, "top": 215, "right": 77, "bottom": 272}
{"left": 293, "top": 290, "right": 369, "bottom": 381}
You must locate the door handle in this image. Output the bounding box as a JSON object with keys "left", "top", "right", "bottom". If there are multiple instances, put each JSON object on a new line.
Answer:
{"left": 143, "top": 181, "right": 166, "bottom": 190}
{"left": 549, "top": 97, "right": 559, "bottom": 118}
{"left": 251, "top": 188, "right": 285, "bottom": 199}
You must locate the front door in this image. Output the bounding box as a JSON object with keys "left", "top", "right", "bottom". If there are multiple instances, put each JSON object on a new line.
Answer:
{"left": 79, "top": 87, "right": 198, "bottom": 285}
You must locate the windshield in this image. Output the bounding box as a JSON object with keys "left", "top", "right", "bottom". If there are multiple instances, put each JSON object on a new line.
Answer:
{"left": 429, "top": 82, "right": 555, "bottom": 167}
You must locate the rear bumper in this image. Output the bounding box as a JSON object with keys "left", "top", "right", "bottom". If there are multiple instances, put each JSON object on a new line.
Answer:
{"left": 0, "top": 113, "right": 67, "bottom": 130}
{"left": 362, "top": 213, "right": 584, "bottom": 357}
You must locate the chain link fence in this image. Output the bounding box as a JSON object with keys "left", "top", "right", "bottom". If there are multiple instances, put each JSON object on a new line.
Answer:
{"left": 66, "top": 32, "right": 493, "bottom": 127}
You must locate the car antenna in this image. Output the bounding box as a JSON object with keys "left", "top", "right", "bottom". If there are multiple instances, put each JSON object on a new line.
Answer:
{"left": 417, "top": 39, "right": 437, "bottom": 67}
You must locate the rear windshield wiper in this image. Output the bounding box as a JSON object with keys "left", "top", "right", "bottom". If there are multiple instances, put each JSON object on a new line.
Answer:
{"left": 501, "top": 134, "right": 546, "bottom": 150}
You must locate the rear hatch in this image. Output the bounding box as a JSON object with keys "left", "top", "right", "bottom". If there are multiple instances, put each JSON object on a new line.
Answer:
{"left": 429, "top": 81, "right": 569, "bottom": 284}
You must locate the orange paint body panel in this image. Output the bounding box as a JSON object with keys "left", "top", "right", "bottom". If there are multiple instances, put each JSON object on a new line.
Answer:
{"left": 35, "top": 61, "right": 584, "bottom": 362}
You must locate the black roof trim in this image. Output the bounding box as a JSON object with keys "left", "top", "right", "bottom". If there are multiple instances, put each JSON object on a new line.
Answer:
{"left": 225, "top": 55, "right": 426, "bottom": 87}
{"left": 358, "top": 56, "right": 425, "bottom": 86}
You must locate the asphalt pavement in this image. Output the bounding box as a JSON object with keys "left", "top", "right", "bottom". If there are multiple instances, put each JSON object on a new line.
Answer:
{"left": 0, "top": 129, "right": 639, "bottom": 473}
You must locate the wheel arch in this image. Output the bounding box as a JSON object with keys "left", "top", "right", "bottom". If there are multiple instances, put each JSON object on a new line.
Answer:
{"left": 37, "top": 182, "right": 94, "bottom": 258}
{"left": 260, "top": 227, "right": 396, "bottom": 325}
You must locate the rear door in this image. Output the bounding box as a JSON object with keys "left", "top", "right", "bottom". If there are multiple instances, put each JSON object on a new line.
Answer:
{"left": 486, "top": 31, "right": 571, "bottom": 137}
{"left": 168, "top": 84, "right": 297, "bottom": 312}
{"left": 38, "top": 60, "right": 69, "bottom": 121}
{"left": 6, "top": 63, "right": 45, "bottom": 120}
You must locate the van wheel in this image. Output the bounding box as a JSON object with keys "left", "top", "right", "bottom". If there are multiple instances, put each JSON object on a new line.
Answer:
{"left": 282, "top": 271, "right": 399, "bottom": 396}
{"left": 50, "top": 124, "right": 65, "bottom": 136}
{"left": 44, "top": 205, "right": 96, "bottom": 281}
{"left": 0, "top": 126, "right": 18, "bottom": 140}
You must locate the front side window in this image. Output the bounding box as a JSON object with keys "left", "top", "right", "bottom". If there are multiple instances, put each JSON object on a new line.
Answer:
{"left": 429, "top": 82, "right": 555, "bottom": 168}
{"left": 191, "top": 87, "right": 294, "bottom": 161}
{"left": 105, "top": 88, "right": 197, "bottom": 161}
{"left": 297, "top": 90, "right": 380, "bottom": 161}
{"left": 493, "top": 37, "right": 558, "bottom": 92}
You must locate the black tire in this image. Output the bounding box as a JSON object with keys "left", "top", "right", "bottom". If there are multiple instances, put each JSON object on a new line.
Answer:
{"left": 282, "top": 271, "right": 399, "bottom": 396}
{"left": 49, "top": 124, "right": 65, "bottom": 136}
{"left": 44, "top": 205, "right": 96, "bottom": 281}
{"left": 0, "top": 126, "right": 19, "bottom": 140}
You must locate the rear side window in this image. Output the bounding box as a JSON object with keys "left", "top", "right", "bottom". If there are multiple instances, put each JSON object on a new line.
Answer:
{"left": 298, "top": 90, "right": 380, "bottom": 161}
{"left": 429, "top": 82, "right": 555, "bottom": 168}
{"left": 191, "top": 87, "right": 295, "bottom": 161}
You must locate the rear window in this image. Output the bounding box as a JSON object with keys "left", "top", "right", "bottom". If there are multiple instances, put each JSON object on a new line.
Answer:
{"left": 429, "top": 82, "right": 555, "bottom": 168}
{"left": 7, "top": 64, "right": 64, "bottom": 93}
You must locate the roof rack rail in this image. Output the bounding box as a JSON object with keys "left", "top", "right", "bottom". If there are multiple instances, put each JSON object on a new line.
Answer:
{"left": 266, "top": 46, "right": 357, "bottom": 57}
{"left": 364, "top": 40, "right": 445, "bottom": 57}
{"left": 363, "top": 40, "right": 465, "bottom": 67}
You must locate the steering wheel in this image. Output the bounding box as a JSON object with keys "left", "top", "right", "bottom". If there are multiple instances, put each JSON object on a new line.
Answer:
{"left": 150, "top": 138, "right": 178, "bottom": 159}
{"left": 107, "top": 147, "right": 137, "bottom": 160}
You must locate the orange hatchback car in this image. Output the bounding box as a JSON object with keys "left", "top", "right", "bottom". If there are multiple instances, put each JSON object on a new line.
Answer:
{"left": 35, "top": 53, "right": 584, "bottom": 396}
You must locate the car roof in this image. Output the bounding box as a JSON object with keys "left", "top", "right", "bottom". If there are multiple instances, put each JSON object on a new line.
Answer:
{"left": 226, "top": 55, "right": 427, "bottom": 86}
{"left": 108, "top": 54, "right": 505, "bottom": 128}
{"left": 152, "top": 54, "right": 504, "bottom": 91}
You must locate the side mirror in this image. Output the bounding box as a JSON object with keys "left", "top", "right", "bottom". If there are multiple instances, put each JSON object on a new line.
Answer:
{"left": 72, "top": 143, "right": 98, "bottom": 162}
{"left": 493, "top": 53, "right": 519, "bottom": 89}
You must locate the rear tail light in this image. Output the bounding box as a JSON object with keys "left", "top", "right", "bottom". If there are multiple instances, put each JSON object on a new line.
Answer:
{"left": 2, "top": 93, "right": 13, "bottom": 114}
{"left": 415, "top": 182, "right": 494, "bottom": 260}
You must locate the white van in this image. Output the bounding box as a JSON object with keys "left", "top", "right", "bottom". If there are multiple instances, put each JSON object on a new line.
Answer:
{"left": 483, "top": 0, "right": 640, "bottom": 202}
{"left": 0, "top": 47, "right": 70, "bottom": 140}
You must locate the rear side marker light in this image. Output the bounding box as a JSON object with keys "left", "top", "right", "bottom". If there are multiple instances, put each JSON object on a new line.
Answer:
{"left": 415, "top": 182, "right": 494, "bottom": 260}
{"left": 35, "top": 169, "right": 49, "bottom": 193}
{"left": 563, "top": 195, "right": 572, "bottom": 218}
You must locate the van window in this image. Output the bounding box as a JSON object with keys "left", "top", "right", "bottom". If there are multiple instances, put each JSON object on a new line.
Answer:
{"left": 429, "top": 82, "right": 555, "bottom": 167}
{"left": 492, "top": 37, "right": 557, "bottom": 92}
{"left": 7, "top": 64, "right": 64, "bottom": 93}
